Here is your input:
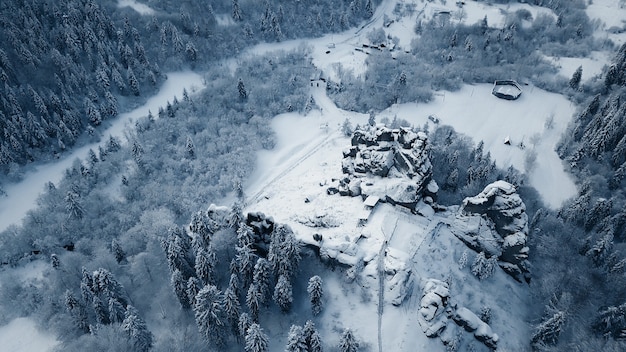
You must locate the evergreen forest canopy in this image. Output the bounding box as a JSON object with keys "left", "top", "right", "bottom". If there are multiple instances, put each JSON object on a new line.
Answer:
{"left": 1, "top": 0, "right": 626, "bottom": 351}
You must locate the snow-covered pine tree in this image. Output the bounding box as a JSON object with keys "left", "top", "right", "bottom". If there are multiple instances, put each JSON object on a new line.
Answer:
{"left": 195, "top": 245, "right": 216, "bottom": 286}
{"left": 92, "top": 295, "right": 110, "bottom": 325}
{"left": 593, "top": 303, "right": 626, "bottom": 337}
{"left": 238, "top": 78, "right": 247, "bottom": 100}
{"left": 65, "top": 191, "right": 84, "bottom": 220}
{"left": 252, "top": 258, "right": 271, "bottom": 305}
{"left": 111, "top": 239, "right": 126, "bottom": 264}
{"left": 531, "top": 310, "right": 566, "bottom": 346}
{"left": 171, "top": 269, "right": 192, "bottom": 309}
{"left": 232, "top": 0, "right": 243, "bottom": 21}
{"left": 245, "top": 323, "right": 269, "bottom": 352}
{"left": 285, "top": 325, "right": 307, "bottom": 352}
{"left": 185, "top": 135, "right": 195, "bottom": 159}
{"left": 122, "top": 306, "right": 153, "bottom": 352}
{"left": 303, "top": 320, "right": 323, "bottom": 352}
{"left": 228, "top": 272, "right": 241, "bottom": 299}
{"left": 236, "top": 243, "right": 257, "bottom": 287}
{"left": 338, "top": 328, "right": 359, "bottom": 352}
{"left": 64, "top": 290, "right": 89, "bottom": 333}
{"left": 194, "top": 284, "right": 224, "bottom": 344}
{"left": 307, "top": 275, "right": 323, "bottom": 316}
{"left": 569, "top": 65, "right": 582, "bottom": 90}
{"left": 471, "top": 252, "right": 495, "bottom": 280}
{"left": 108, "top": 297, "right": 126, "bottom": 324}
{"left": 458, "top": 249, "right": 468, "bottom": 270}
{"left": 93, "top": 268, "right": 128, "bottom": 305}
{"left": 127, "top": 67, "right": 139, "bottom": 96}
{"left": 239, "top": 312, "right": 252, "bottom": 338}
{"left": 586, "top": 231, "right": 614, "bottom": 267}
{"left": 163, "top": 231, "right": 196, "bottom": 279}
{"left": 186, "top": 277, "right": 202, "bottom": 307}
{"left": 246, "top": 283, "right": 262, "bottom": 321}
{"left": 237, "top": 223, "right": 255, "bottom": 247}
{"left": 223, "top": 280, "right": 241, "bottom": 333}
{"left": 273, "top": 274, "right": 293, "bottom": 312}
{"left": 230, "top": 201, "right": 244, "bottom": 228}
{"left": 268, "top": 225, "right": 302, "bottom": 279}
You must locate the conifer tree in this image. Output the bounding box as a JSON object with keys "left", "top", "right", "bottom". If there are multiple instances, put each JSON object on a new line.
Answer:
{"left": 245, "top": 323, "right": 269, "bottom": 352}
{"left": 246, "top": 283, "right": 262, "bottom": 321}
{"left": 236, "top": 243, "right": 257, "bottom": 286}
{"left": 569, "top": 65, "right": 582, "bottom": 90}
{"left": 471, "top": 252, "right": 496, "bottom": 280}
{"left": 285, "top": 325, "right": 307, "bottom": 352}
{"left": 186, "top": 276, "right": 202, "bottom": 307}
{"left": 171, "top": 269, "right": 192, "bottom": 309}
{"left": 531, "top": 311, "right": 566, "bottom": 346}
{"left": 93, "top": 295, "right": 110, "bottom": 325}
{"left": 108, "top": 298, "right": 126, "bottom": 324}
{"left": 111, "top": 239, "right": 126, "bottom": 264}
{"left": 194, "top": 284, "right": 224, "bottom": 344}
{"left": 252, "top": 258, "right": 271, "bottom": 305}
{"left": 122, "top": 306, "right": 153, "bottom": 352}
{"left": 273, "top": 275, "right": 293, "bottom": 312}
{"left": 223, "top": 281, "right": 241, "bottom": 333}
{"left": 338, "top": 328, "right": 359, "bottom": 352}
{"left": 195, "top": 245, "right": 216, "bottom": 286}
{"left": 65, "top": 191, "right": 84, "bottom": 220}
{"left": 233, "top": 0, "right": 243, "bottom": 21}
{"left": 238, "top": 78, "right": 247, "bottom": 100}
{"left": 303, "top": 320, "right": 323, "bottom": 352}
{"left": 307, "top": 275, "right": 324, "bottom": 316}
{"left": 64, "top": 290, "right": 89, "bottom": 333}
{"left": 239, "top": 312, "right": 252, "bottom": 339}
{"left": 185, "top": 136, "right": 195, "bottom": 159}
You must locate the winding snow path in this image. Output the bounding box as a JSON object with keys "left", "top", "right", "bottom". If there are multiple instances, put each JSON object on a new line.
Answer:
{"left": 0, "top": 72, "right": 204, "bottom": 233}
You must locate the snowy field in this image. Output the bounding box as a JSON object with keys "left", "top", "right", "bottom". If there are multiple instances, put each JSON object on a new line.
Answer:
{"left": 545, "top": 51, "right": 610, "bottom": 83}
{"left": 0, "top": 72, "right": 204, "bottom": 233}
{"left": 587, "top": 0, "right": 626, "bottom": 46}
{"left": 117, "top": 0, "right": 155, "bottom": 15}
{"left": 380, "top": 83, "right": 578, "bottom": 208}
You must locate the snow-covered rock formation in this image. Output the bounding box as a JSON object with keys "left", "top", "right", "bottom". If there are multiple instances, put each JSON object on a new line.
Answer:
{"left": 418, "top": 279, "right": 451, "bottom": 338}
{"left": 418, "top": 279, "right": 499, "bottom": 349}
{"left": 459, "top": 181, "right": 530, "bottom": 282}
{"left": 330, "top": 126, "right": 438, "bottom": 210}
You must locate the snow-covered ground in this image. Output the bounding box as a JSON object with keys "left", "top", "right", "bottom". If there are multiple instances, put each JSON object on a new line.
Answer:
{"left": 380, "top": 83, "right": 578, "bottom": 208}
{"left": 0, "top": 72, "right": 204, "bottom": 233}
{"left": 117, "top": 0, "right": 155, "bottom": 15}
{"left": 545, "top": 51, "right": 610, "bottom": 83}
{"left": 587, "top": 0, "right": 626, "bottom": 46}
{"left": 0, "top": 317, "right": 58, "bottom": 352}
{"left": 0, "top": 260, "right": 57, "bottom": 352}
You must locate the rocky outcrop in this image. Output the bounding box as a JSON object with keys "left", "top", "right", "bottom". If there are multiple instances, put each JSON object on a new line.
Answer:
{"left": 452, "top": 307, "right": 499, "bottom": 349}
{"left": 418, "top": 279, "right": 450, "bottom": 338}
{"left": 460, "top": 181, "right": 530, "bottom": 282}
{"left": 246, "top": 211, "right": 275, "bottom": 245}
{"left": 418, "top": 279, "right": 498, "bottom": 349}
{"left": 333, "top": 126, "right": 438, "bottom": 210}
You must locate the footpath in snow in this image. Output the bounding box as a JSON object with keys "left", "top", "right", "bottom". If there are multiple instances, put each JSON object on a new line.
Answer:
{"left": 0, "top": 72, "right": 205, "bottom": 233}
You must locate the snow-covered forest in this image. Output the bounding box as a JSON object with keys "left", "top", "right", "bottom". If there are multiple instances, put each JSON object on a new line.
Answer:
{"left": 1, "top": 0, "right": 626, "bottom": 351}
